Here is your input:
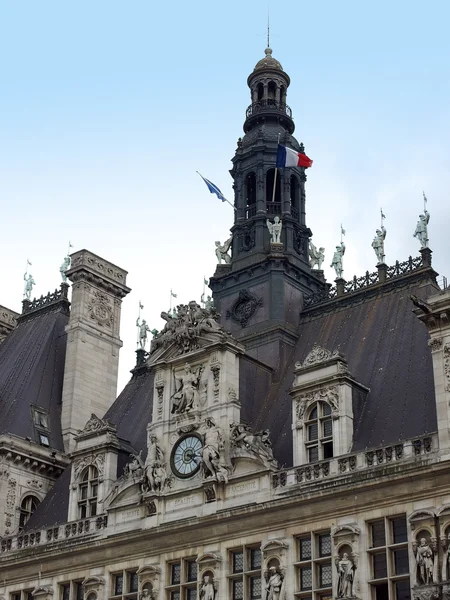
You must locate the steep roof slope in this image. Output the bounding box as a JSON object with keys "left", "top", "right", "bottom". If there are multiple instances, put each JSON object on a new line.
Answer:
{"left": 249, "top": 268, "right": 438, "bottom": 466}
{"left": 0, "top": 293, "right": 69, "bottom": 451}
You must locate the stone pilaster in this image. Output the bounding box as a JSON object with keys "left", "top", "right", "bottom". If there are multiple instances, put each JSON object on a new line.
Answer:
{"left": 61, "top": 250, "right": 130, "bottom": 452}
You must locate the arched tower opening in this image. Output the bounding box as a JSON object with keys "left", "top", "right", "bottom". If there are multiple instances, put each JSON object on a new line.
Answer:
{"left": 266, "top": 168, "right": 281, "bottom": 207}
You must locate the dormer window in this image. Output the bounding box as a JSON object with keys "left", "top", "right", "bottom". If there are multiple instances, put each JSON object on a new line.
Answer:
{"left": 39, "top": 433, "right": 50, "bottom": 446}
{"left": 33, "top": 407, "right": 50, "bottom": 446}
{"left": 78, "top": 465, "right": 99, "bottom": 518}
{"left": 305, "top": 402, "right": 333, "bottom": 462}
{"left": 34, "top": 410, "right": 48, "bottom": 428}
{"left": 19, "top": 495, "right": 40, "bottom": 529}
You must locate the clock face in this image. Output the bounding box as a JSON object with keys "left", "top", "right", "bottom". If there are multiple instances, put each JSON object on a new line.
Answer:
{"left": 171, "top": 434, "right": 203, "bottom": 478}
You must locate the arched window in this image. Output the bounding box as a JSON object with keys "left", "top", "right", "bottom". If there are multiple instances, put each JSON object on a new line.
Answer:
{"left": 305, "top": 402, "right": 333, "bottom": 462}
{"left": 257, "top": 83, "right": 264, "bottom": 101}
{"left": 290, "top": 175, "right": 299, "bottom": 217}
{"left": 266, "top": 169, "right": 281, "bottom": 205}
{"left": 268, "top": 81, "right": 277, "bottom": 106}
{"left": 246, "top": 172, "right": 256, "bottom": 208}
{"left": 78, "top": 465, "right": 99, "bottom": 518}
{"left": 19, "top": 495, "right": 40, "bottom": 529}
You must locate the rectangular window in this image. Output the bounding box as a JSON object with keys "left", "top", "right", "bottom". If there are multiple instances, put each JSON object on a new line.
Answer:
{"left": 75, "top": 583, "right": 84, "bottom": 600}
{"left": 229, "top": 545, "right": 262, "bottom": 600}
{"left": 308, "top": 446, "right": 319, "bottom": 463}
{"left": 232, "top": 551, "right": 244, "bottom": 573}
{"left": 368, "top": 516, "right": 410, "bottom": 600}
{"left": 371, "top": 520, "right": 386, "bottom": 548}
{"left": 308, "top": 423, "right": 319, "bottom": 441}
{"left": 165, "top": 558, "right": 197, "bottom": 600}
{"left": 295, "top": 531, "right": 332, "bottom": 597}
{"left": 11, "top": 594, "right": 21, "bottom": 600}
{"left": 128, "top": 571, "right": 139, "bottom": 593}
{"left": 39, "top": 433, "right": 50, "bottom": 446}
{"left": 171, "top": 563, "right": 181, "bottom": 585}
{"left": 60, "top": 585, "right": 70, "bottom": 600}
{"left": 114, "top": 575, "right": 124, "bottom": 596}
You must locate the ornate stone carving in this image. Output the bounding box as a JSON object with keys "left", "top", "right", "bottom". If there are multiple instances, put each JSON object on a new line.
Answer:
{"left": 4, "top": 477, "right": 16, "bottom": 533}
{"left": 230, "top": 422, "right": 278, "bottom": 469}
{"left": 239, "top": 224, "right": 255, "bottom": 252}
{"left": 73, "top": 454, "right": 105, "bottom": 482}
{"left": 204, "top": 484, "right": 216, "bottom": 503}
{"left": 71, "top": 252, "right": 126, "bottom": 282}
{"left": 79, "top": 413, "right": 113, "bottom": 436}
{"left": 150, "top": 302, "right": 228, "bottom": 356}
{"left": 27, "top": 479, "right": 44, "bottom": 490}
{"left": 413, "top": 537, "right": 435, "bottom": 585}
{"left": 296, "top": 386, "right": 339, "bottom": 425}
{"left": 211, "top": 363, "right": 220, "bottom": 401}
{"left": 226, "top": 289, "right": 263, "bottom": 328}
{"left": 171, "top": 363, "right": 205, "bottom": 414}
{"left": 201, "top": 418, "right": 229, "bottom": 483}
{"left": 145, "top": 499, "right": 157, "bottom": 516}
{"left": 293, "top": 225, "right": 305, "bottom": 256}
{"left": 31, "top": 587, "right": 53, "bottom": 600}
{"left": 124, "top": 452, "right": 145, "bottom": 480}
{"left": 296, "top": 344, "right": 339, "bottom": 368}
{"left": 428, "top": 338, "right": 443, "bottom": 352}
{"left": 444, "top": 344, "right": 450, "bottom": 393}
{"left": 335, "top": 552, "right": 356, "bottom": 598}
{"left": 87, "top": 290, "right": 113, "bottom": 328}
{"left": 156, "top": 382, "right": 164, "bottom": 419}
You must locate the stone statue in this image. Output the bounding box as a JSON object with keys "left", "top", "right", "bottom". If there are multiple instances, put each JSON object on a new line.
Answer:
{"left": 150, "top": 301, "right": 227, "bottom": 356}
{"left": 415, "top": 538, "right": 434, "bottom": 585}
{"left": 230, "top": 423, "right": 278, "bottom": 468}
{"left": 23, "top": 273, "right": 36, "bottom": 300}
{"left": 124, "top": 451, "right": 144, "bottom": 479}
{"left": 371, "top": 226, "right": 386, "bottom": 264}
{"left": 171, "top": 363, "right": 204, "bottom": 414}
{"left": 199, "top": 573, "right": 217, "bottom": 600}
{"left": 202, "top": 418, "right": 228, "bottom": 483}
{"left": 145, "top": 434, "right": 167, "bottom": 493}
{"left": 336, "top": 552, "right": 354, "bottom": 598}
{"left": 308, "top": 241, "right": 325, "bottom": 269}
{"left": 140, "top": 589, "right": 153, "bottom": 600}
{"left": 215, "top": 237, "right": 232, "bottom": 264}
{"left": 264, "top": 566, "right": 284, "bottom": 600}
{"left": 414, "top": 209, "right": 430, "bottom": 249}
{"left": 60, "top": 255, "right": 71, "bottom": 282}
{"left": 267, "top": 216, "right": 282, "bottom": 244}
{"left": 136, "top": 317, "right": 151, "bottom": 349}
{"left": 330, "top": 242, "right": 345, "bottom": 279}
{"left": 201, "top": 294, "right": 215, "bottom": 311}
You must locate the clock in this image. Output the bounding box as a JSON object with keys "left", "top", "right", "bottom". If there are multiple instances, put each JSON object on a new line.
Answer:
{"left": 171, "top": 434, "right": 203, "bottom": 478}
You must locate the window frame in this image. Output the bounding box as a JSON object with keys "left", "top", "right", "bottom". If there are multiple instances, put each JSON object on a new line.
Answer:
{"left": 165, "top": 557, "right": 198, "bottom": 600}
{"left": 304, "top": 402, "right": 334, "bottom": 463}
{"left": 294, "top": 530, "right": 333, "bottom": 599}
{"left": 228, "top": 545, "right": 262, "bottom": 600}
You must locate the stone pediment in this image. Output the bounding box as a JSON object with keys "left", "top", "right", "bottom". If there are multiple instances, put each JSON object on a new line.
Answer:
{"left": 76, "top": 413, "right": 116, "bottom": 439}
{"left": 147, "top": 302, "right": 233, "bottom": 364}
{"left": 295, "top": 344, "right": 341, "bottom": 369}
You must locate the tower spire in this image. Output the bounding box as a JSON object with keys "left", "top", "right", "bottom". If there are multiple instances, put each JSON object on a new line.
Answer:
{"left": 267, "top": 9, "right": 270, "bottom": 48}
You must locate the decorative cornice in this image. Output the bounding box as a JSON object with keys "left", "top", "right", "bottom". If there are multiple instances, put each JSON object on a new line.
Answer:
{"left": 67, "top": 250, "right": 130, "bottom": 298}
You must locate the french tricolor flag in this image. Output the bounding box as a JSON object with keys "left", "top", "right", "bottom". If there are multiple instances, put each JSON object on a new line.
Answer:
{"left": 276, "top": 144, "right": 313, "bottom": 169}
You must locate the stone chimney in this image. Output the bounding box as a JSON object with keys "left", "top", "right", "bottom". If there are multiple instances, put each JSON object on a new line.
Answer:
{"left": 61, "top": 250, "right": 130, "bottom": 452}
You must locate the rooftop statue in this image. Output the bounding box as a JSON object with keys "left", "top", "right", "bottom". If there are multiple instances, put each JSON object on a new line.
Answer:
{"left": 414, "top": 193, "right": 430, "bottom": 249}
{"left": 23, "top": 273, "right": 36, "bottom": 300}
{"left": 215, "top": 236, "right": 232, "bottom": 264}
{"left": 267, "top": 216, "right": 282, "bottom": 244}
{"left": 60, "top": 255, "right": 71, "bottom": 282}
{"left": 308, "top": 241, "right": 325, "bottom": 269}
{"left": 371, "top": 225, "right": 387, "bottom": 264}
{"left": 330, "top": 242, "right": 345, "bottom": 279}
{"left": 136, "top": 317, "right": 150, "bottom": 350}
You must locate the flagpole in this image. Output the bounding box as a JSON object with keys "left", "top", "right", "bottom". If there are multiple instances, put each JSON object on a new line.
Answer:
{"left": 196, "top": 171, "right": 236, "bottom": 212}
{"left": 170, "top": 289, "right": 172, "bottom": 312}
{"left": 423, "top": 191, "right": 427, "bottom": 212}
{"left": 271, "top": 133, "right": 281, "bottom": 205}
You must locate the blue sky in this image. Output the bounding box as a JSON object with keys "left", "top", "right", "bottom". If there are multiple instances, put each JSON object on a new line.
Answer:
{"left": 1, "top": 0, "right": 449, "bottom": 390}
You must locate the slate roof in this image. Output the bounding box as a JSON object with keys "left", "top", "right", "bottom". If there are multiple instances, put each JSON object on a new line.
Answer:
{"left": 246, "top": 267, "right": 439, "bottom": 466}
{"left": 0, "top": 297, "right": 69, "bottom": 451}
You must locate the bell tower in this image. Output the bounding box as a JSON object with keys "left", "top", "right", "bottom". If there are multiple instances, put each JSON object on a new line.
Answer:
{"left": 210, "top": 47, "right": 326, "bottom": 369}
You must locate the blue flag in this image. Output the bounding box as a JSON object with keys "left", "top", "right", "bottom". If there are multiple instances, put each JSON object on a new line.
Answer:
{"left": 197, "top": 172, "right": 227, "bottom": 203}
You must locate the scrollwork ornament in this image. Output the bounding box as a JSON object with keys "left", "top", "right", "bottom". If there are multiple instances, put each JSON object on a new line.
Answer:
{"left": 226, "top": 289, "right": 263, "bottom": 328}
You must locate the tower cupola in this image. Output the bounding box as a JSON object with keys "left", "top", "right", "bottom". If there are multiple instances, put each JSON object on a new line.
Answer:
{"left": 245, "top": 47, "right": 294, "bottom": 135}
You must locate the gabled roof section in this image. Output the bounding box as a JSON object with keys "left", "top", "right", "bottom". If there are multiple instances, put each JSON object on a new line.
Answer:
{"left": 246, "top": 260, "right": 439, "bottom": 467}
{"left": 0, "top": 286, "right": 70, "bottom": 451}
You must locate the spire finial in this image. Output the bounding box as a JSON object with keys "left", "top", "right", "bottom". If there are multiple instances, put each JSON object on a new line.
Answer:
{"left": 267, "top": 8, "right": 270, "bottom": 48}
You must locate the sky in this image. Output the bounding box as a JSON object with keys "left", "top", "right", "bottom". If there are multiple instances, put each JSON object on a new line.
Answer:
{"left": 1, "top": 0, "right": 449, "bottom": 392}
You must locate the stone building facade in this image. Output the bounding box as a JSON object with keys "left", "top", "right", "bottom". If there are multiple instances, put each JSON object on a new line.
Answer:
{"left": 0, "top": 47, "right": 448, "bottom": 600}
